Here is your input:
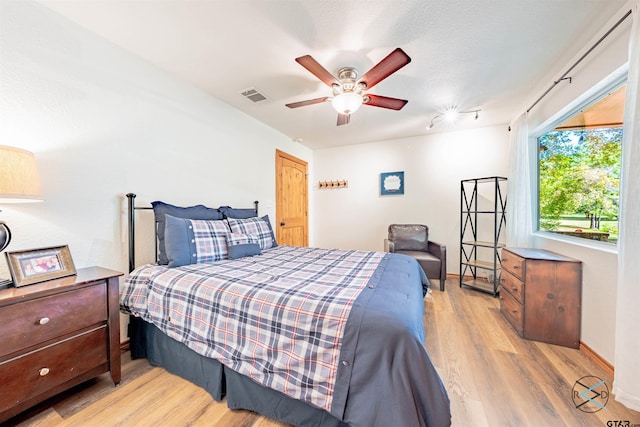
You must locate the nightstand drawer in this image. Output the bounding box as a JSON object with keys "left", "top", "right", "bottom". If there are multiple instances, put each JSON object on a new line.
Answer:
{"left": 501, "top": 249, "right": 525, "bottom": 280}
{"left": 499, "top": 270, "right": 524, "bottom": 304}
{"left": 500, "top": 288, "right": 523, "bottom": 335}
{"left": 0, "top": 284, "right": 107, "bottom": 358}
{"left": 0, "top": 326, "right": 108, "bottom": 414}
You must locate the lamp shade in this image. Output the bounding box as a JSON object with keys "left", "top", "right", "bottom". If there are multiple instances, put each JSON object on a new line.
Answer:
{"left": 0, "top": 145, "right": 43, "bottom": 203}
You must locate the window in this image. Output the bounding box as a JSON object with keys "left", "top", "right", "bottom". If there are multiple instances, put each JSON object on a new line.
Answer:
{"left": 537, "top": 84, "right": 625, "bottom": 244}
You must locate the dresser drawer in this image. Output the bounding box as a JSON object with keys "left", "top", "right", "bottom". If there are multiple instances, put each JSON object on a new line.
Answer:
{"left": 501, "top": 249, "right": 525, "bottom": 280}
{"left": 500, "top": 289, "right": 523, "bottom": 335}
{"left": 500, "top": 270, "right": 524, "bottom": 304}
{"left": 0, "top": 284, "right": 107, "bottom": 358}
{"left": 0, "top": 326, "right": 108, "bottom": 414}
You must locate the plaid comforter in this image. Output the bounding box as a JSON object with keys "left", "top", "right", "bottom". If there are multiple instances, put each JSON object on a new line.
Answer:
{"left": 120, "top": 245, "right": 386, "bottom": 411}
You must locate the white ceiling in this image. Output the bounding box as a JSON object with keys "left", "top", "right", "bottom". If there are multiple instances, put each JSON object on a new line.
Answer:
{"left": 39, "top": 0, "right": 627, "bottom": 150}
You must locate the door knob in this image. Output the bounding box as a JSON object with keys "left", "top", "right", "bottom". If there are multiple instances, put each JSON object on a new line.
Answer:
{"left": 280, "top": 222, "right": 285, "bottom": 227}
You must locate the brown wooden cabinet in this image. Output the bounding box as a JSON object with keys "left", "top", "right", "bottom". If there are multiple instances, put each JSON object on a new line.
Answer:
{"left": 0, "top": 267, "right": 122, "bottom": 422}
{"left": 500, "top": 248, "right": 582, "bottom": 348}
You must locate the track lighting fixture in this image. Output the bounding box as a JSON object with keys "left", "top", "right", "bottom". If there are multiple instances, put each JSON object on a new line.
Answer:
{"left": 428, "top": 108, "right": 481, "bottom": 129}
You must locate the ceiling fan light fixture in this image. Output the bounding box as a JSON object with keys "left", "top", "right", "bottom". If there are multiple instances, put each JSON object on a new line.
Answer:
{"left": 331, "top": 92, "right": 364, "bottom": 115}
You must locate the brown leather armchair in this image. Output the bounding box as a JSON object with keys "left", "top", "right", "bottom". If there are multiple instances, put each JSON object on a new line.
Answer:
{"left": 384, "top": 224, "right": 447, "bottom": 291}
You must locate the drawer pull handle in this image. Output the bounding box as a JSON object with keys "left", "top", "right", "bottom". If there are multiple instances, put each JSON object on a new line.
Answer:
{"left": 39, "top": 368, "right": 50, "bottom": 376}
{"left": 511, "top": 309, "right": 518, "bottom": 314}
{"left": 38, "top": 317, "right": 50, "bottom": 325}
{"left": 512, "top": 264, "right": 520, "bottom": 269}
{"left": 511, "top": 286, "right": 518, "bottom": 291}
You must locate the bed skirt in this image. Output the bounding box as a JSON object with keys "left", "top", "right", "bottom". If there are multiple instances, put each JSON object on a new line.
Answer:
{"left": 133, "top": 318, "right": 347, "bottom": 426}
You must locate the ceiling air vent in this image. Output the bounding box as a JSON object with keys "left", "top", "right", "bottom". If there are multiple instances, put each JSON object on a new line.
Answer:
{"left": 240, "top": 87, "right": 268, "bottom": 103}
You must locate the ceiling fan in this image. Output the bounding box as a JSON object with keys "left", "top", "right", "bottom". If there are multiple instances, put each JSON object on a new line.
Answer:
{"left": 286, "top": 48, "right": 411, "bottom": 126}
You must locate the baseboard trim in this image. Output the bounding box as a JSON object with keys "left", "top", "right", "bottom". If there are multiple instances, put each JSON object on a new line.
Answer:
{"left": 580, "top": 341, "right": 614, "bottom": 378}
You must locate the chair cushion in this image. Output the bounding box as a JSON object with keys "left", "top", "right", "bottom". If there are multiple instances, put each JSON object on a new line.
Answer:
{"left": 395, "top": 249, "right": 441, "bottom": 279}
{"left": 388, "top": 224, "right": 429, "bottom": 251}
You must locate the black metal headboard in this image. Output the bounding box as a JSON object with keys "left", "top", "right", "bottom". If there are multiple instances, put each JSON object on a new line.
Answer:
{"left": 126, "top": 193, "right": 154, "bottom": 273}
{"left": 125, "top": 193, "right": 258, "bottom": 273}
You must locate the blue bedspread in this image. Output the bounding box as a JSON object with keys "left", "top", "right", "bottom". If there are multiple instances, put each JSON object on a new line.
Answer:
{"left": 120, "top": 246, "right": 451, "bottom": 426}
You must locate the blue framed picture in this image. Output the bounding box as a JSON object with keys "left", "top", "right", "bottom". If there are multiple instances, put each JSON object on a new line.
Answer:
{"left": 380, "top": 171, "right": 404, "bottom": 195}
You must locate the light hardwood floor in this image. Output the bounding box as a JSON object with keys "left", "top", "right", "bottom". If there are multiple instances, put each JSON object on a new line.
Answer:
{"left": 6, "top": 278, "right": 640, "bottom": 426}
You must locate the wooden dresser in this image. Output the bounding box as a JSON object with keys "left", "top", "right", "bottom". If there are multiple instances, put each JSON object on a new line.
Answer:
{"left": 0, "top": 267, "right": 122, "bottom": 423}
{"left": 499, "top": 248, "right": 582, "bottom": 348}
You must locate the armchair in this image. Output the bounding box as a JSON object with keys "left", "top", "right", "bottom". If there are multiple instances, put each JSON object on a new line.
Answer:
{"left": 384, "top": 224, "right": 447, "bottom": 291}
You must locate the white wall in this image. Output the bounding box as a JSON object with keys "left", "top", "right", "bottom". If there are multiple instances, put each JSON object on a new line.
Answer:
{"left": 313, "top": 125, "right": 510, "bottom": 272}
{"left": 1, "top": 0, "right": 631, "bottom": 364}
{"left": 314, "top": 3, "right": 634, "bottom": 365}
{"left": 526, "top": 4, "right": 633, "bottom": 364}
{"left": 0, "top": 1, "right": 311, "bottom": 340}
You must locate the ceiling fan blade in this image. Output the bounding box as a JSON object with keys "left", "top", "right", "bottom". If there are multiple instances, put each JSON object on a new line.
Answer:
{"left": 358, "top": 48, "right": 411, "bottom": 89}
{"left": 295, "top": 55, "right": 340, "bottom": 87}
{"left": 286, "top": 97, "right": 329, "bottom": 108}
{"left": 337, "top": 113, "right": 350, "bottom": 126}
{"left": 364, "top": 94, "right": 408, "bottom": 110}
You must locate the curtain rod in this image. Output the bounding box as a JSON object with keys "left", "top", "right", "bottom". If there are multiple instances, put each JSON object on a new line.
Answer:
{"left": 526, "top": 8, "right": 632, "bottom": 114}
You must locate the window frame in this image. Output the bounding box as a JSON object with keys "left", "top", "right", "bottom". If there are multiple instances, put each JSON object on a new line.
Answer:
{"left": 531, "top": 65, "right": 627, "bottom": 249}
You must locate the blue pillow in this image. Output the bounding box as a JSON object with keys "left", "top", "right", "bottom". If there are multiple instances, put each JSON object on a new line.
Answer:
{"left": 226, "top": 232, "right": 262, "bottom": 260}
{"left": 152, "top": 201, "right": 224, "bottom": 265}
{"left": 164, "top": 214, "right": 230, "bottom": 268}
{"left": 227, "top": 215, "right": 277, "bottom": 250}
{"left": 219, "top": 206, "right": 258, "bottom": 219}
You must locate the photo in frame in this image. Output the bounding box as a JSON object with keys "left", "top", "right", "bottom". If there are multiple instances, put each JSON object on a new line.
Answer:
{"left": 380, "top": 171, "right": 405, "bottom": 195}
{"left": 5, "top": 245, "right": 76, "bottom": 287}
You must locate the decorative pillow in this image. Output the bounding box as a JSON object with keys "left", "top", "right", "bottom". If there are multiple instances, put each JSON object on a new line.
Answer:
{"left": 152, "top": 201, "right": 224, "bottom": 265}
{"left": 164, "top": 214, "right": 231, "bottom": 268}
{"left": 219, "top": 206, "right": 258, "bottom": 219}
{"left": 227, "top": 215, "right": 277, "bottom": 250}
{"left": 226, "top": 232, "right": 262, "bottom": 260}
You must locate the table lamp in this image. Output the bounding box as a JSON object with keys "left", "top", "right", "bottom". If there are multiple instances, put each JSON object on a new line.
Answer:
{"left": 0, "top": 145, "right": 43, "bottom": 287}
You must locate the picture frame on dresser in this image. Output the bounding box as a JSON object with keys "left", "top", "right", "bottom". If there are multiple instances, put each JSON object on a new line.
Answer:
{"left": 5, "top": 245, "right": 76, "bottom": 287}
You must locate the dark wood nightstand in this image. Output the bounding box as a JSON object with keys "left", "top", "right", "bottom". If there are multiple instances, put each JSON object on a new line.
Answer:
{"left": 0, "top": 267, "right": 123, "bottom": 423}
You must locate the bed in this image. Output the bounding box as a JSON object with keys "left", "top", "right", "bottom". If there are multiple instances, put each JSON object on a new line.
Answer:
{"left": 120, "top": 194, "right": 451, "bottom": 427}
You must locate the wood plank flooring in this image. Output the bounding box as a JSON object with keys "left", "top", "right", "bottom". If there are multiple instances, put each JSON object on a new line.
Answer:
{"left": 6, "top": 278, "right": 640, "bottom": 426}
{"left": 428, "top": 279, "right": 640, "bottom": 426}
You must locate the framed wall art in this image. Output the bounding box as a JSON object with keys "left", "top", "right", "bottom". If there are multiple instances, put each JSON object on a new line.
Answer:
{"left": 380, "top": 171, "right": 404, "bottom": 195}
{"left": 5, "top": 245, "right": 76, "bottom": 287}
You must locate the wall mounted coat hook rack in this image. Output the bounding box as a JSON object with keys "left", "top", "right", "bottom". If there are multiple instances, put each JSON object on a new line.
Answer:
{"left": 318, "top": 180, "right": 348, "bottom": 189}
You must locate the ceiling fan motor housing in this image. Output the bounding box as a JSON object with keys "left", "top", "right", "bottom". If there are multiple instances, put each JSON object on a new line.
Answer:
{"left": 334, "top": 67, "right": 364, "bottom": 95}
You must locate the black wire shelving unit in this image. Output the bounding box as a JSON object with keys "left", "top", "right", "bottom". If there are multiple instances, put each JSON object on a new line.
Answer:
{"left": 459, "top": 176, "right": 507, "bottom": 296}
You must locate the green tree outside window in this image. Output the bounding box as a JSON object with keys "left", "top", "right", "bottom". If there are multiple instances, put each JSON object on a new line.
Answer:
{"left": 538, "top": 127, "right": 622, "bottom": 243}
